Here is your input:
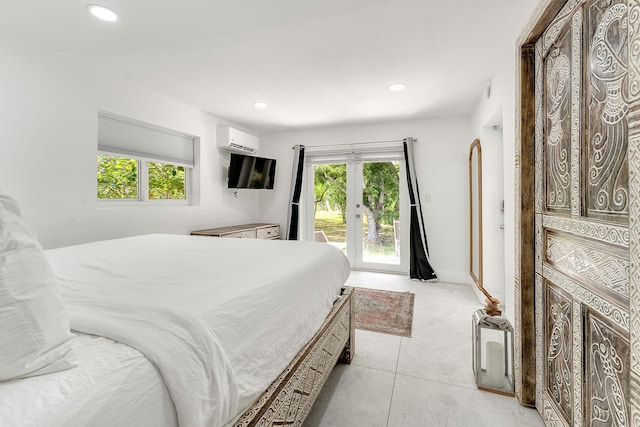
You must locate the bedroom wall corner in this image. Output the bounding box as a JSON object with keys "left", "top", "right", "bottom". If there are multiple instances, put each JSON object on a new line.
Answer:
{"left": 0, "top": 34, "right": 261, "bottom": 249}
{"left": 470, "top": 50, "right": 519, "bottom": 324}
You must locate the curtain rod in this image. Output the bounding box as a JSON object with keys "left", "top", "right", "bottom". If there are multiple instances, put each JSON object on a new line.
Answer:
{"left": 291, "top": 138, "right": 415, "bottom": 150}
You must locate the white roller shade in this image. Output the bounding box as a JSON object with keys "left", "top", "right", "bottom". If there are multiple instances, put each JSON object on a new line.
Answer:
{"left": 98, "top": 113, "right": 195, "bottom": 167}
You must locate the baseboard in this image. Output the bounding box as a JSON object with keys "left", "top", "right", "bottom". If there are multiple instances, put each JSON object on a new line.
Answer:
{"left": 434, "top": 270, "right": 470, "bottom": 285}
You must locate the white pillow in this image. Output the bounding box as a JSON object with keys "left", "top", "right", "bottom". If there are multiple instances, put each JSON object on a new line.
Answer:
{"left": 0, "top": 193, "right": 75, "bottom": 381}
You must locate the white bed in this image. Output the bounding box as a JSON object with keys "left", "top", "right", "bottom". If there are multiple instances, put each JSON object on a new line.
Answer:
{"left": 0, "top": 332, "right": 178, "bottom": 427}
{"left": 0, "top": 233, "right": 352, "bottom": 427}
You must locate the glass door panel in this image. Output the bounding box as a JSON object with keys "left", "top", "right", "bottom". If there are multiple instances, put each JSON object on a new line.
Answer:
{"left": 311, "top": 163, "right": 348, "bottom": 254}
{"left": 359, "top": 160, "right": 401, "bottom": 267}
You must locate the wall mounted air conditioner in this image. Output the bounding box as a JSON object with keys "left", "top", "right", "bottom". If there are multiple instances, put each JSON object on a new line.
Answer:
{"left": 216, "top": 127, "right": 258, "bottom": 154}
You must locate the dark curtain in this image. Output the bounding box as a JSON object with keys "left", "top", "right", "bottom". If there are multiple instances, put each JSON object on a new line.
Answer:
{"left": 403, "top": 138, "right": 437, "bottom": 281}
{"left": 286, "top": 144, "right": 305, "bottom": 240}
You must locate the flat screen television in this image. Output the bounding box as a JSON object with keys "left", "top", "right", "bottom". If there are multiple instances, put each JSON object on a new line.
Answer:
{"left": 227, "top": 153, "right": 276, "bottom": 189}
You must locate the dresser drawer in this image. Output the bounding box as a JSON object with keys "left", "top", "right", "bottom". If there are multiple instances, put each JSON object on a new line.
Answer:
{"left": 257, "top": 225, "right": 280, "bottom": 240}
{"left": 220, "top": 229, "right": 257, "bottom": 239}
{"left": 191, "top": 223, "right": 278, "bottom": 239}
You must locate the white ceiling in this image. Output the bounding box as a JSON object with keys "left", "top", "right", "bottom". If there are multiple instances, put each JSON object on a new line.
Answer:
{"left": 0, "top": 0, "right": 539, "bottom": 132}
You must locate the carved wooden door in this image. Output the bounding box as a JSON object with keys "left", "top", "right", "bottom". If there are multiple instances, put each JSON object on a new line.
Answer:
{"left": 534, "top": 0, "right": 634, "bottom": 425}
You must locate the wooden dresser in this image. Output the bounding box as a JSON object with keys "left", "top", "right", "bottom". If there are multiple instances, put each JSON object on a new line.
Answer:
{"left": 191, "top": 223, "right": 280, "bottom": 240}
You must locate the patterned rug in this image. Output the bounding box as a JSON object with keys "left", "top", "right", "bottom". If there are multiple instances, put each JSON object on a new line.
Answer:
{"left": 354, "top": 287, "right": 415, "bottom": 337}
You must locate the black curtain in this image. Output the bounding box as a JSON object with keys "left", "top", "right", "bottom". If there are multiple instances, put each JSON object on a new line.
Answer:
{"left": 286, "top": 145, "right": 305, "bottom": 240}
{"left": 403, "top": 138, "right": 437, "bottom": 281}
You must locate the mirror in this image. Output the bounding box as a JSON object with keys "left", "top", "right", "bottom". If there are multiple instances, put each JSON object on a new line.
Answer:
{"left": 469, "top": 139, "right": 483, "bottom": 288}
{"left": 469, "top": 139, "right": 501, "bottom": 315}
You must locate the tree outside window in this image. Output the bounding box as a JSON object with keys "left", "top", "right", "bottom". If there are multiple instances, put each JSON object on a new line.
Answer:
{"left": 97, "top": 155, "right": 187, "bottom": 201}
{"left": 97, "top": 155, "right": 138, "bottom": 199}
{"left": 314, "top": 161, "right": 399, "bottom": 243}
{"left": 148, "top": 162, "right": 186, "bottom": 200}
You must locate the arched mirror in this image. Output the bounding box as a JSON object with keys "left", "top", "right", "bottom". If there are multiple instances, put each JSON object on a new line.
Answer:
{"left": 469, "top": 139, "right": 483, "bottom": 288}
{"left": 469, "top": 139, "right": 501, "bottom": 315}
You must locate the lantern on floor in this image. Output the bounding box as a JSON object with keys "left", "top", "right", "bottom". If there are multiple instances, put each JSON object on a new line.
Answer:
{"left": 471, "top": 308, "right": 515, "bottom": 396}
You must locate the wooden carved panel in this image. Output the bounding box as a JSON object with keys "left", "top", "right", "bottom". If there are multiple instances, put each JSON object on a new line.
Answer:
{"left": 585, "top": 0, "right": 630, "bottom": 220}
{"left": 543, "top": 0, "right": 583, "bottom": 56}
{"left": 543, "top": 214, "right": 630, "bottom": 247}
{"left": 517, "top": 0, "right": 637, "bottom": 421}
{"left": 234, "top": 288, "right": 354, "bottom": 427}
{"left": 546, "top": 233, "right": 630, "bottom": 302}
{"left": 574, "top": 300, "right": 585, "bottom": 426}
{"left": 536, "top": 272, "right": 545, "bottom": 412}
{"left": 544, "top": 25, "right": 573, "bottom": 213}
{"left": 628, "top": 0, "right": 640, "bottom": 422}
{"left": 544, "top": 264, "right": 630, "bottom": 331}
{"left": 585, "top": 309, "right": 630, "bottom": 426}
{"left": 546, "top": 282, "right": 574, "bottom": 424}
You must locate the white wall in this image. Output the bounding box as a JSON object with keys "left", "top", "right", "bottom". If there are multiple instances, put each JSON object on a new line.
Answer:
{"left": 258, "top": 117, "right": 472, "bottom": 284}
{"left": 470, "top": 51, "right": 519, "bottom": 322}
{"left": 0, "top": 34, "right": 261, "bottom": 249}
{"left": 0, "top": 31, "right": 518, "bottom": 296}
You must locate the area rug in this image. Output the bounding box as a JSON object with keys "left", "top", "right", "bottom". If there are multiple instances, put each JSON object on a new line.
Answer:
{"left": 354, "top": 287, "right": 415, "bottom": 337}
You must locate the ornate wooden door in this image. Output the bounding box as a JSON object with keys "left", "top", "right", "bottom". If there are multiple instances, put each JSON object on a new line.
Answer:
{"left": 522, "top": 0, "right": 639, "bottom": 425}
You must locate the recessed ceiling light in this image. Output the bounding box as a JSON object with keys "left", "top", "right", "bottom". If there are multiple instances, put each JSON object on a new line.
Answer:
{"left": 253, "top": 101, "right": 267, "bottom": 109}
{"left": 388, "top": 83, "right": 406, "bottom": 91}
{"left": 86, "top": 4, "right": 118, "bottom": 22}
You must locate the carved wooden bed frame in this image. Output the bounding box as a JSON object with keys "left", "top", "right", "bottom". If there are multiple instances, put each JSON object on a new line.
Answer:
{"left": 233, "top": 286, "right": 355, "bottom": 426}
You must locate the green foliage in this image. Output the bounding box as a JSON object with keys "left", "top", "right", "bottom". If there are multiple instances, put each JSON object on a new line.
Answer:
{"left": 362, "top": 161, "right": 400, "bottom": 226}
{"left": 313, "top": 161, "right": 400, "bottom": 243}
{"left": 314, "top": 164, "right": 347, "bottom": 221}
{"left": 148, "top": 162, "right": 186, "bottom": 200}
{"left": 97, "top": 155, "right": 186, "bottom": 200}
{"left": 97, "top": 155, "right": 138, "bottom": 199}
{"left": 313, "top": 210, "right": 347, "bottom": 243}
{"left": 314, "top": 209, "right": 396, "bottom": 255}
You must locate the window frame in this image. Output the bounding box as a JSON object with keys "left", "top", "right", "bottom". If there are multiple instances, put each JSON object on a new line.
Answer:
{"left": 97, "top": 152, "right": 192, "bottom": 206}
{"left": 96, "top": 112, "right": 196, "bottom": 206}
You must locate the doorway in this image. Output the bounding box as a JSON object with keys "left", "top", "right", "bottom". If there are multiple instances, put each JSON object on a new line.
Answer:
{"left": 304, "top": 151, "right": 407, "bottom": 273}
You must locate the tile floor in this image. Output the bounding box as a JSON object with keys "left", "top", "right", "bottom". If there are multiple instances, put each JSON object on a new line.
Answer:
{"left": 303, "top": 271, "right": 544, "bottom": 427}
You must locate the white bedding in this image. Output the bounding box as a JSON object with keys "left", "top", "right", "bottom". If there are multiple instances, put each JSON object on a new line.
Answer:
{"left": 0, "top": 332, "right": 177, "bottom": 427}
{"left": 44, "top": 234, "right": 350, "bottom": 427}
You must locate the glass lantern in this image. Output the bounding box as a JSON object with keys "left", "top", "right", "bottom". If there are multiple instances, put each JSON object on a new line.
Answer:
{"left": 471, "top": 308, "right": 515, "bottom": 396}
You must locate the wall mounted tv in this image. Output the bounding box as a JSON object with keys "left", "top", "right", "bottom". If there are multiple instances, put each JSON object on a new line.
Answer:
{"left": 227, "top": 153, "right": 276, "bottom": 189}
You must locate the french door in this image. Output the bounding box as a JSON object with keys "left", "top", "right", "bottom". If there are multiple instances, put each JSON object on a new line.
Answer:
{"left": 303, "top": 151, "right": 407, "bottom": 273}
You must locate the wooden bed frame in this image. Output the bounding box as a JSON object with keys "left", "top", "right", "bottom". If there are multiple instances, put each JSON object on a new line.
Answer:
{"left": 233, "top": 286, "right": 355, "bottom": 426}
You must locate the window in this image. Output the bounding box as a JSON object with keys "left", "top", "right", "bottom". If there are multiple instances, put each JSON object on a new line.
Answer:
{"left": 97, "top": 154, "right": 138, "bottom": 199}
{"left": 97, "top": 112, "right": 196, "bottom": 203}
{"left": 148, "top": 161, "right": 186, "bottom": 200}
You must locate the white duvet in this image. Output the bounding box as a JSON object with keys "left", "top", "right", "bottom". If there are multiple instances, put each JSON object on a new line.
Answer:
{"left": 45, "top": 234, "right": 350, "bottom": 427}
{"left": 0, "top": 333, "right": 178, "bottom": 427}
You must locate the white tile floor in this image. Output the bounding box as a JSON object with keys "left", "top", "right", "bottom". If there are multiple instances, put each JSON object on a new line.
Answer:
{"left": 304, "top": 271, "right": 544, "bottom": 427}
